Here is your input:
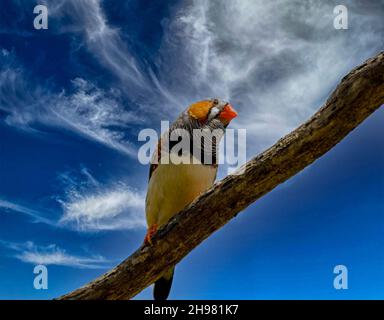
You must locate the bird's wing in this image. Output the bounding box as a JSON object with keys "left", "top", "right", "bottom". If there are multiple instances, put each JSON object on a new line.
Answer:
{"left": 148, "top": 138, "right": 161, "bottom": 181}
{"left": 148, "top": 119, "right": 184, "bottom": 181}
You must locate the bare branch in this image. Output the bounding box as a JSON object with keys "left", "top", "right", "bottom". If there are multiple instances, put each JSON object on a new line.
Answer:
{"left": 59, "top": 52, "right": 384, "bottom": 300}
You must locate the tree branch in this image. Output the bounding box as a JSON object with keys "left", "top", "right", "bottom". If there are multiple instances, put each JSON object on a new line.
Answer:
{"left": 59, "top": 52, "right": 384, "bottom": 300}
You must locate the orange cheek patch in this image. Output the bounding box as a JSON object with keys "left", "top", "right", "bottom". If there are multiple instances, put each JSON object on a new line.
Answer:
{"left": 188, "top": 100, "right": 212, "bottom": 122}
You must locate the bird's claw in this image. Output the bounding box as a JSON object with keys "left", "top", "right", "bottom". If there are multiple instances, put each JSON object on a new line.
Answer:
{"left": 144, "top": 224, "right": 158, "bottom": 245}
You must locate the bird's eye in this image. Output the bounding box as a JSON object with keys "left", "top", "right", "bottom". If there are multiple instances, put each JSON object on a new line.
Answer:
{"left": 213, "top": 99, "right": 219, "bottom": 105}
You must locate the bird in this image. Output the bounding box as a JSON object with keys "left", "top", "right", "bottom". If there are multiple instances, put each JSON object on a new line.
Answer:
{"left": 144, "top": 98, "right": 238, "bottom": 300}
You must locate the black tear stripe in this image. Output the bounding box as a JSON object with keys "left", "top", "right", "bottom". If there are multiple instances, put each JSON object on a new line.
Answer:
{"left": 167, "top": 119, "right": 224, "bottom": 167}
{"left": 149, "top": 112, "right": 225, "bottom": 180}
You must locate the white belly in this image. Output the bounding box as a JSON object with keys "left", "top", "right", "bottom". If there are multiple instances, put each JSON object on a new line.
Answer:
{"left": 146, "top": 157, "right": 217, "bottom": 227}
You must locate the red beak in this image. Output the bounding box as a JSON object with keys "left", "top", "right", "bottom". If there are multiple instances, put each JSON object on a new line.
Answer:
{"left": 219, "top": 104, "right": 238, "bottom": 121}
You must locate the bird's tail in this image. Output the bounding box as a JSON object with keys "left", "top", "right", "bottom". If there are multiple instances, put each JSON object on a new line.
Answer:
{"left": 153, "top": 267, "right": 174, "bottom": 301}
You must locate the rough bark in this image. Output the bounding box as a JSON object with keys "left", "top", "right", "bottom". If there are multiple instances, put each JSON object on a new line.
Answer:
{"left": 59, "top": 52, "right": 384, "bottom": 300}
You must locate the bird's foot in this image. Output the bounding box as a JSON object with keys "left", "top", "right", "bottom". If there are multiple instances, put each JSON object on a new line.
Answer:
{"left": 144, "top": 224, "right": 158, "bottom": 245}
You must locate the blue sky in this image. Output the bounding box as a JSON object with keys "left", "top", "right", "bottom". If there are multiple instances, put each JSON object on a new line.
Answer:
{"left": 0, "top": 0, "right": 383, "bottom": 299}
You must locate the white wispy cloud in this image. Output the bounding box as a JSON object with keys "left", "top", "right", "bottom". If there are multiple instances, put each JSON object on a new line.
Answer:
{"left": 2, "top": 0, "right": 383, "bottom": 157}
{"left": 47, "top": 0, "right": 180, "bottom": 113}
{"left": 0, "top": 167, "right": 146, "bottom": 232}
{"left": 59, "top": 188, "right": 145, "bottom": 231}
{"left": 51, "top": 78, "right": 139, "bottom": 157}
{"left": 61, "top": 0, "right": 147, "bottom": 89}
{"left": 0, "top": 240, "right": 110, "bottom": 269}
{"left": 0, "top": 55, "right": 138, "bottom": 156}
{"left": 57, "top": 168, "right": 146, "bottom": 232}
{"left": 159, "top": 0, "right": 384, "bottom": 153}
{"left": 0, "top": 198, "right": 56, "bottom": 226}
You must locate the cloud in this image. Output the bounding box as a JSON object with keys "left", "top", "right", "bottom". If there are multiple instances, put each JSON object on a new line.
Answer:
{"left": 0, "top": 240, "right": 110, "bottom": 269}
{"left": 47, "top": 0, "right": 180, "bottom": 114}
{"left": 57, "top": 168, "right": 146, "bottom": 231}
{"left": 2, "top": 0, "right": 383, "bottom": 157}
{"left": 54, "top": 0, "right": 146, "bottom": 88}
{"left": 1, "top": 1, "right": 154, "bottom": 156}
{"left": 159, "top": 0, "right": 384, "bottom": 153}
{"left": 0, "top": 53, "right": 138, "bottom": 156}
{"left": 0, "top": 167, "right": 146, "bottom": 233}
{"left": 0, "top": 198, "right": 56, "bottom": 226}
{"left": 51, "top": 78, "right": 139, "bottom": 157}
